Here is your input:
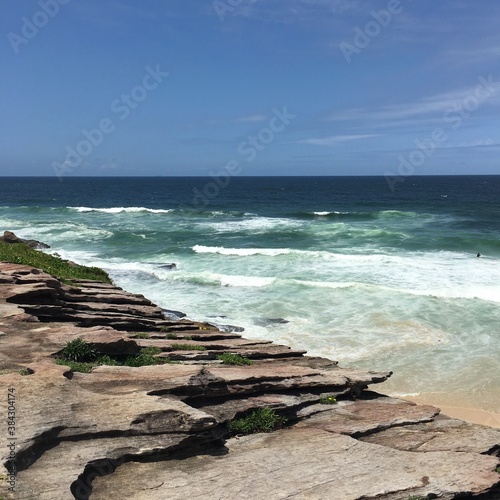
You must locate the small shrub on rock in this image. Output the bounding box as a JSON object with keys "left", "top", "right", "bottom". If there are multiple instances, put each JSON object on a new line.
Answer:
{"left": 60, "top": 338, "right": 96, "bottom": 362}
{"left": 319, "top": 395, "right": 337, "bottom": 405}
{"left": 96, "top": 355, "right": 119, "bottom": 366}
{"left": 125, "top": 347, "right": 164, "bottom": 367}
{"left": 228, "top": 407, "right": 287, "bottom": 435}
{"left": 217, "top": 353, "right": 254, "bottom": 365}
{"left": 55, "top": 359, "right": 95, "bottom": 373}
{"left": 171, "top": 343, "right": 206, "bottom": 351}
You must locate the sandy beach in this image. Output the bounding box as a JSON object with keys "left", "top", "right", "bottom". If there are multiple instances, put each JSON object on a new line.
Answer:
{"left": 404, "top": 388, "right": 500, "bottom": 429}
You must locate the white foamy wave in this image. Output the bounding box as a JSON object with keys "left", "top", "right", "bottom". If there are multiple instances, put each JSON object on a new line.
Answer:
{"left": 135, "top": 268, "right": 274, "bottom": 288}
{"left": 312, "top": 211, "right": 347, "bottom": 216}
{"left": 16, "top": 224, "right": 114, "bottom": 242}
{"left": 398, "top": 284, "right": 500, "bottom": 304}
{"left": 200, "top": 217, "right": 303, "bottom": 233}
{"left": 70, "top": 206, "right": 173, "bottom": 214}
{"left": 192, "top": 246, "right": 400, "bottom": 261}
{"left": 325, "top": 252, "right": 397, "bottom": 262}
{"left": 287, "top": 276, "right": 500, "bottom": 304}
{"left": 193, "top": 245, "right": 295, "bottom": 257}
{"left": 387, "top": 392, "right": 421, "bottom": 398}
{"left": 213, "top": 273, "right": 275, "bottom": 287}
{"left": 293, "top": 280, "right": 362, "bottom": 290}
{"left": 48, "top": 248, "right": 101, "bottom": 264}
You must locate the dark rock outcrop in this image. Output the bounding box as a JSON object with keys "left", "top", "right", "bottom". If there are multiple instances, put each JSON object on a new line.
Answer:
{"left": 0, "top": 231, "right": 50, "bottom": 249}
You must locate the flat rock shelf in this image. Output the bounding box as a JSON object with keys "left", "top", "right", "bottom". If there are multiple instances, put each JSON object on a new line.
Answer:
{"left": 0, "top": 262, "right": 499, "bottom": 500}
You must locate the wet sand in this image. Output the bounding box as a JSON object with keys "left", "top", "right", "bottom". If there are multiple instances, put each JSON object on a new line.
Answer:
{"left": 403, "top": 390, "right": 500, "bottom": 429}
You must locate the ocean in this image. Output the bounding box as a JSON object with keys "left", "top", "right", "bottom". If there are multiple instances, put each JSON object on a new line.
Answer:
{"left": 1, "top": 176, "right": 499, "bottom": 412}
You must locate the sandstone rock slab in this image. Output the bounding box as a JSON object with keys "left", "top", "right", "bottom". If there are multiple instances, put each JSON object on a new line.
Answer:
{"left": 89, "top": 427, "right": 500, "bottom": 500}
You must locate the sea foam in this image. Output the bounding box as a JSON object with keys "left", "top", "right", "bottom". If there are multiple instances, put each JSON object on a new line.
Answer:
{"left": 70, "top": 206, "right": 173, "bottom": 214}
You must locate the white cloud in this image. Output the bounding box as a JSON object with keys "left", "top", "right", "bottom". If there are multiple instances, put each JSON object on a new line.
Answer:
{"left": 297, "top": 134, "right": 379, "bottom": 145}
{"left": 328, "top": 80, "right": 500, "bottom": 126}
{"left": 234, "top": 114, "right": 268, "bottom": 123}
{"left": 450, "top": 139, "right": 497, "bottom": 148}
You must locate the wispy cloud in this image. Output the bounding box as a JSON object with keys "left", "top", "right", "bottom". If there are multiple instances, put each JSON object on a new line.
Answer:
{"left": 449, "top": 138, "right": 499, "bottom": 149}
{"left": 233, "top": 114, "right": 268, "bottom": 123}
{"left": 447, "top": 44, "right": 500, "bottom": 66}
{"left": 297, "top": 134, "right": 379, "bottom": 145}
{"left": 327, "top": 80, "right": 500, "bottom": 126}
{"left": 218, "top": 0, "right": 363, "bottom": 22}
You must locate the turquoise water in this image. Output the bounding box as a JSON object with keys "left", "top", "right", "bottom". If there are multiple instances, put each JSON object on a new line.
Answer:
{"left": 1, "top": 176, "right": 499, "bottom": 410}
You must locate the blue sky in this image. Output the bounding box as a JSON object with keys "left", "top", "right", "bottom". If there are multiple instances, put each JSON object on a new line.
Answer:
{"left": 1, "top": 0, "right": 500, "bottom": 176}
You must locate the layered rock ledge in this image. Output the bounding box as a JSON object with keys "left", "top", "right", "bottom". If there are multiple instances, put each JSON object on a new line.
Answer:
{"left": 0, "top": 262, "right": 499, "bottom": 499}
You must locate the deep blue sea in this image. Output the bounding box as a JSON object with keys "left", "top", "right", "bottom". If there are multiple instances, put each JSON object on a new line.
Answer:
{"left": 1, "top": 176, "right": 499, "bottom": 412}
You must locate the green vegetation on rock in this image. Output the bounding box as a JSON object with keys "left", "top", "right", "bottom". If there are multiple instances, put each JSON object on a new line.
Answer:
{"left": 171, "top": 343, "right": 206, "bottom": 351}
{"left": 0, "top": 241, "right": 111, "bottom": 283}
{"left": 60, "top": 338, "right": 97, "bottom": 362}
{"left": 56, "top": 341, "right": 121, "bottom": 372}
{"left": 319, "top": 395, "right": 337, "bottom": 405}
{"left": 228, "top": 407, "right": 287, "bottom": 435}
{"left": 124, "top": 347, "right": 166, "bottom": 367}
{"left": 217, "top": 353, "right": 254, "bottom": 365}
{"left": 56, "top": 340, "right": 167, "bottom": 372}
{"left": 55, "top": 359, "right": 95, "bottom": 373}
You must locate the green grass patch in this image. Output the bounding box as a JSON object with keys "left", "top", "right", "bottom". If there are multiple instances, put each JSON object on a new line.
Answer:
{"left": 56, "top": 341, "right": 170, "bottom": 372}
{"left": 228, "top": 407, "right": 287, "bottom": 435}
{"left": 18, "top": 368, "right": 33, "bottom": 376}
{"left": 60, "top": 338, "right": 97, "bottom": 362}
{"left": 56, "top": 353, "right": 120, "bottom": 373}
{"left": 56, "top": 359, "right": 95, "bottom": 373}
{"left": 124, "top": 347, "right": 165, "bottom": 367}
{"left": 319, "top": 395, "right": 337, "bottom": 405}
{"left": 0, "top": 241, "right": 111, "bottom": 283}
{"left": 56, "top": 339, "right": 120, "bottom": 373}
{"left": 165, "top": 333, "right": 178, "bottom": 339}
{"left": 171, "top": 343, "right": 206, "bottom": 351}
{"left": 134, "top": 333, "right": 150, "bottom": 339}
{"left": 95, "top": 355, "right": 120, "bottom": 366}
{"left": 217, "top": 353, "right": 254, "bottom": 365}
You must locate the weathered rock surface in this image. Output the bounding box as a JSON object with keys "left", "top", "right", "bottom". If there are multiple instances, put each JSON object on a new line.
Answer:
{"left": 0, "top": 264, "right": 193, "bottom": 331}
{"left": 1, "top": 261, "right": 499, "bottom": 500}
{"left": 90, "top": 428, "right": 500, "bottom": 500}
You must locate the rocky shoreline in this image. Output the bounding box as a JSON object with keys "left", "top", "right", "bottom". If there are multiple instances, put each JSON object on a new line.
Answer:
{"left": 1, "top": 260, "right": 500, "bottom": 499}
